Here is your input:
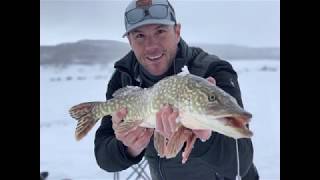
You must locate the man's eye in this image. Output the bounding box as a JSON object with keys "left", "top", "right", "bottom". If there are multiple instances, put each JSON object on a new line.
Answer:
{"left": 135, "top": 34, "right": 144, "bottom": 39}
{"left": 158, "top": 29, "right": 166, "bottom": 34}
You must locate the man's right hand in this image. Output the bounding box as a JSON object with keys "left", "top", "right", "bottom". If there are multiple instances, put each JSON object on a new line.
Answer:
{"left": 112, "top": 108, "right": 154, "bottom": 157}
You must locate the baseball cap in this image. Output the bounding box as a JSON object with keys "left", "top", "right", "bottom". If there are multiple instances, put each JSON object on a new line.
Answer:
{"left": 123, "top": 0, "right": 177, "bottom": 37}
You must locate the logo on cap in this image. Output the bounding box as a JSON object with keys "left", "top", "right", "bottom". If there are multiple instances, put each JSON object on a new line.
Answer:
{"left": 136, "top": 0, "right": 152, "bottom": 7}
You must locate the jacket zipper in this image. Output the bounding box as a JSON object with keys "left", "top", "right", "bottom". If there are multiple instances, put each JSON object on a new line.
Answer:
{"left": 158, "top": 158, "right": 165, "bottom": 180}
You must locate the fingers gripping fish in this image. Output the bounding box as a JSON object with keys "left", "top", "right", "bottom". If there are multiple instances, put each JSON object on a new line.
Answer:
{"left": 69, "top": 74, "right": 253, "bottom": 163}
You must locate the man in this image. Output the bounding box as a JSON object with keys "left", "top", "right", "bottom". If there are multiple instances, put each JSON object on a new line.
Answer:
{"left": 94, "top": 0, "right": 259, "bottom": 179}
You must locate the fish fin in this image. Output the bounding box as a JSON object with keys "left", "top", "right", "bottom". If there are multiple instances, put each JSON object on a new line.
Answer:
{"left": 154, "top": 132, "right": 166, "bottom": 158}
{"left": 114, "top": 119, "right": 144, "bottom": 134}
{"left": 177, "top": 65, "right": 190, "bottom": 76}
{"left": 69, "top": 102, "right": 102, "bottom": 141}
{"left": 112, "top": 86, "right": 142, "bottom": 97}
{"left": 69, "top": 102, "right": 97, "bottom": 119}
{"left": 182, "top": 133, "right": 197, "bottom": 164}
{"left": 165, "top": 126, "right": 192, "bottom": 159}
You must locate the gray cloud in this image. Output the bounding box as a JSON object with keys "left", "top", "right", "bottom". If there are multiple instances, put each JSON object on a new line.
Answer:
{"left": 40, "top": 0, "right": 279, "bottom": 47}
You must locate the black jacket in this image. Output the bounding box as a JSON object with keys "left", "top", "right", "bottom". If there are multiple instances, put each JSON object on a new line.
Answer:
{"left": 94, "top": 39, "right": 259, "bottom": 180}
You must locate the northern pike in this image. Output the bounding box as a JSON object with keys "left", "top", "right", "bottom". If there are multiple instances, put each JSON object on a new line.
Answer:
{"left": 69, "top": 73, "right": 253, "bottom": 162}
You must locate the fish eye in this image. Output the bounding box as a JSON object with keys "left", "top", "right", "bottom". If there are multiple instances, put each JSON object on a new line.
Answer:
{"left": 208, "top": 95, "right": 216, "bottom": 101}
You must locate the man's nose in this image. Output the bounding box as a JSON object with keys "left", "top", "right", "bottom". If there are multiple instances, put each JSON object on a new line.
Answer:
{"left": 144, "top": 36, "right": 159, "bottom": 52}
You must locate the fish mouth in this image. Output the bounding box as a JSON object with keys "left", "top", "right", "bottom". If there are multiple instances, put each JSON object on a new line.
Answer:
{"left": 224, "top": 116, "right": 249, "bottom": 128}
{"left": 218, "top": 112, "right": 253, "bottom": 137}
{"left": 224, "top": 112, "right": 252, "bottom": 128}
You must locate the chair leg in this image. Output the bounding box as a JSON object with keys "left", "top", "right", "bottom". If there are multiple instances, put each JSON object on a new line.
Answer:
{"left": 126, "top": 159, "right": 151, "bottom": 180}
{"left": 114, "top": 172, "right": 119, "bottom": 180}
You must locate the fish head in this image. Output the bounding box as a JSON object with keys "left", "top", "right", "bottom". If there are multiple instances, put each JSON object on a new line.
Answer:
{"left": 185, "top": 74, "right": 253, "bottom": 139}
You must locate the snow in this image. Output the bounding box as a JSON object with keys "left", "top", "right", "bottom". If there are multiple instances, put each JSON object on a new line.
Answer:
{"left": 40, "top": 60, "right": 279, "bottom": 180}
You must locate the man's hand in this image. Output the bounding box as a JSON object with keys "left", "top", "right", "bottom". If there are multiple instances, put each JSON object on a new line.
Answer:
{"left": 112, "top": 108, "right": 154, "bottom": 157}
{"left": 156, "top": 106, "right": 212, "bottom": 142}
{"left": 155, "top": 76, "right": 216, "bottom": 141}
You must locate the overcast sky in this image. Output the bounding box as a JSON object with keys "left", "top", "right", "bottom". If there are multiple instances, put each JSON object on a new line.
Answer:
{"left": 40, "top": 0, "right": 279, "bottom": 47}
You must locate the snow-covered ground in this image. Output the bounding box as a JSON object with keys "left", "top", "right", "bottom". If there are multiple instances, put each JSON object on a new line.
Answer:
{"left": 40, "top": 60, "right": 280, "bottom": 180}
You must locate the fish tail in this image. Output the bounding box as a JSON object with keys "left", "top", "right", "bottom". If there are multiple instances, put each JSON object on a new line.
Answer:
{"left": 69, "top": 102, "right": 103, "bottom": 141}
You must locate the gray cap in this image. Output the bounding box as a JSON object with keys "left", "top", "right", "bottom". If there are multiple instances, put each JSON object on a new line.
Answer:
{"left": 123, "top": 0, "right": 176, "bottom": 37}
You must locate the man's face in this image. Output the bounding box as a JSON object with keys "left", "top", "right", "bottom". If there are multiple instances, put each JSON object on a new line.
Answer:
{"left": 128, "top": 24, "right": 181, "bottom": 76}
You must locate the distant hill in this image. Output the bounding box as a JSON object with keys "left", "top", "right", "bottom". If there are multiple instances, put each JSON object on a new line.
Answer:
{"left": 40, "top": 40, "right": 279, "bottom": 67}
{"left": 40, "top": 40, "right": 130, "bottom": 67}
{"left": 190, "top": 43, "right": 280, "bottom": 60}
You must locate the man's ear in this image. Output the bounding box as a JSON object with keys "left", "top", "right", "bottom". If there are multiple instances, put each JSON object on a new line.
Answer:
{"left": 127, "top": 34, "right": 136, "bottom": 52}
{"left": 174, "top": 24, "right": 181, "bottom": 43}
{"left": 127, "top": 35, "right": 133, "bottom": 46}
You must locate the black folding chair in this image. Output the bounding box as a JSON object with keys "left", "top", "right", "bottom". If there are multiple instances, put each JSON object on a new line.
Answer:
{"left": 113, "top": 158, "right": 151, "bottom": 180}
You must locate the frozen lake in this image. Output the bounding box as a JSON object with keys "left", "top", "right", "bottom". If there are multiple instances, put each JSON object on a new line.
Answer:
{"left": 40, "top": 59, "right": 280, "bottom": 180}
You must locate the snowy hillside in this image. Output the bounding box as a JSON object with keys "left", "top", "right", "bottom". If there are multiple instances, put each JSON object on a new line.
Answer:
{"left": 40, "top": 60, "right": 280, "bottom": 180}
